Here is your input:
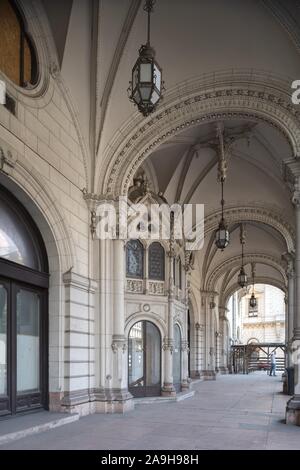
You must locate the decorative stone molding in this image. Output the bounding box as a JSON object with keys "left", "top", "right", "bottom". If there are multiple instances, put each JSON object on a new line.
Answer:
{"left": 63, "top": 270, "right": 97, "bottom": 293}
{"left": 0, "top": 146, "right": 15, "bottom": 176}
{"left": 206, "top": 252, "right": 286, "bottom": 291}
{"left": 162, "top": 338, "right": 174, "bottom": 354}
{"left": 195, "top": 322, "right": 204, "bottom": 331}
{"left": 126, "top": 279, "right": 144, "bottom": 293}
{"left": 203, "top": 204, "right": 295, "bottom": 253}
{"left": 148, "top": 281, "right": 165, "bottom": 295}
{"left": 181, "top": 340, "right": 190, "bottom": 352}
{"left": 282, "top": 252, "right": 295, "bottom": 279}
{"left": 111, "top": 335, "right": 127, "bottom": 354}
{"left": 99, "top": 70, "right": 300, "bottom": 197}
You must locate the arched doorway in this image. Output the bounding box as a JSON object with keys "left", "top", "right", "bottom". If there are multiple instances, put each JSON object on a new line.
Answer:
{"left": 128, "top": 321, "right": 161, "bottom": 397}
{"left": 0, "top": 185, "right": 49, "bottom": 417}
{"left": 173, "top": 324, "right": 182, "bottom": 392}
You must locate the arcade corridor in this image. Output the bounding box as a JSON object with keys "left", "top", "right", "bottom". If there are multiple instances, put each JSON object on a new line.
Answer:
{"left": 2, "top": 373, "right": 300, "bottom": 450}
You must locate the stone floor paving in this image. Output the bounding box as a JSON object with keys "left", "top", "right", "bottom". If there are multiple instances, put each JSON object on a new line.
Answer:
{"left": 1, "top": 372, "right": 300, "bottom": 450}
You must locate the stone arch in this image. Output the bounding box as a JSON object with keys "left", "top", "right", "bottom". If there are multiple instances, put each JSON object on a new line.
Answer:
{"left": 201, "top": 204, "right": 295, "bottom": 254}
{"left": 223, "top": 277, "right": 287, "bottom": 308}
{"left": 125, "top": 311, "right": 167, "bottom": 340}
{"left": 0, "top": 157, "right": 76, "bottom": 398}
{"left": 206, "top": 253, "right": 286, "bottom": 292}
{"left": 98, "top": 69, "right": 300, "bottom": 197}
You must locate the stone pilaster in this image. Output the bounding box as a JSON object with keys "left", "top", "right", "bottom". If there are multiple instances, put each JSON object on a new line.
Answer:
{"left": 200, "top": 291, "right": 218, "bottom": 380}
{"left": 218, "top": 306, "right": 230, "bottom": 374}
{"left": 284, "top": 160, "right": 300, "bottom": 425}
{"left": 162, "top": 237, "right": 176, "bottom": 396}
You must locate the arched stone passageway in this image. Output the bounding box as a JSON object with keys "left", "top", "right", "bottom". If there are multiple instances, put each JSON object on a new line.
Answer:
{"left": 2, "top": 0, "right": 300, "bottom": 444}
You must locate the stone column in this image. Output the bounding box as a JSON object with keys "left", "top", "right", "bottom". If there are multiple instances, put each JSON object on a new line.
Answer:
{"left": 285, "top": 161, "right": 300, "bottom": 425}
{"left": 181, "top": 252, "right": 192, "bottom": 389}
{"left": 232, "top": 293, "right": 237, "bottom": 343}
{"left": 110, "top": 238, "right": 133, "bottom": 410}
{"left": 284, "top": 254, "right": 295, "bottom": 367}
{"left": 162, "top": 240, "right": 176, "bottom": 396}
{"left": 219, "top": 307, "right": 229, "bottom": 374}
{"left": 201, "top": 291, "right": 217, "bottom": 380}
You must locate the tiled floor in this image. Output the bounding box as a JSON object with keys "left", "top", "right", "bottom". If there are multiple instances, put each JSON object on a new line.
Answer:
{"left": 2, "top": 372, "right": 300, "bottom": 450}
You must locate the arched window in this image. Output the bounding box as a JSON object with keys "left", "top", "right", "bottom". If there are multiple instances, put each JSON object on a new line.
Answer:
{"left": 148, "top": 242, "right": 165, "bottom": 281}
{"left": 126, "top": 240, "right": 144, "bottom": 279}
{"left": 0, "top": 186, "right": 47, "bottom": 272}
{"left": 0, "top": 0, "right": 38, "bottom": 87}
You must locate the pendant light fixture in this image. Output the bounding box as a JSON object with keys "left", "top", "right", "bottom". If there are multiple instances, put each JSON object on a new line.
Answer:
{"left": 215, "top": 123, "right": 229, "bottom": 250}
{"left": 128, "top": 0, "right": 163, "bottom": 116}
{"left": 249, "top": 263, "right": 257, "bottom": 308}
{"left": 215, "top": 179, "right": 230, "bottom": 250}
{"left": 237, "top": 224, "right": 247, "bottom": 288}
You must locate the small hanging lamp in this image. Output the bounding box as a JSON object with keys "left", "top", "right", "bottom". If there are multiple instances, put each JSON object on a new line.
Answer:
{"left": 249, "top": 263, "right": 257, "bottom": 308}
{"left": 215, "top": 180, "right": 230, "bottom": 250}
{"left": 238, "top": 224, "right": 247, "bottom": 288}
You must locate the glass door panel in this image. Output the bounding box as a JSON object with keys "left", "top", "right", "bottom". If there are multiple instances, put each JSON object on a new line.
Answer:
{"left": 16, "top": 289, "right": 40, "bottom": 394}
{"left": 128, "top": 322, "right": 144, "bottom": 392}
{"left": 128, "top": 321, "right": 161, "bottom": 397}
{"left": 145, "top": 322, "right": 161, "bottom": 394}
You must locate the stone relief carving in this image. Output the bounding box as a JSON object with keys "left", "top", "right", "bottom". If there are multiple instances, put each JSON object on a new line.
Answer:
{"left": 148, "top": 281, "right": 164, "bottom": 295}
{"left": 162, "top": 338, "right": 174, "bottom": 354}
{"left": 126, "top": 279, "right": 144, "bottom": 293}
{"left": 0, "top": 146, "right": 16, "bottom": 175}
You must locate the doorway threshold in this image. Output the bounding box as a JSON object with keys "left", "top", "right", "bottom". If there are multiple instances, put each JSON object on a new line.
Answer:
{"left": 0, "top": 411, "right": 79, "bottom": 446}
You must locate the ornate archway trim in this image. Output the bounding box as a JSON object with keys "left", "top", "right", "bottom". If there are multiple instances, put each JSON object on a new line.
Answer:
{"left": 99, "top": 69, "right": 300, "bottom": 197}
{"left": 223, "top": 277, "right": 287, "bottom": 307}
{"left": 203, "top": 204, "right": 295, "bottom": 253}
{"left": 206, "top": 253, "right": 287, "bottom": 292}
{"left": 0, "top": 138, "right": 76, "bottom": 273}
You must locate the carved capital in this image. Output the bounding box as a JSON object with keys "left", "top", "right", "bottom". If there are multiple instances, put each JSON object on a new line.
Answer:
{"left": 181, "top": 340, "right": 190, "bottom": 352}
{"left": 292, "top": 190, "right": 300, "bottom": 208}
{"left": 162, "top": 338, "right": 174, "bottom": 354}
{"left": 111, "top": 336, "right": 127, "bottom": 354}
{"left": 0, "top": 146, "right": 15, "bottom": 175}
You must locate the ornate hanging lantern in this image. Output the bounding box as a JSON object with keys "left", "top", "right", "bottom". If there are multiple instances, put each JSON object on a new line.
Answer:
{"left": 128, "top": 0, "right": 163, "bottom": 116}
{"left": 249, "top": 263, "right": 257, "bottom": 308}
{"left": 215, "top": 180, "right": 230, "bottom": 250}
{"left": 238, "top": 224, "right": 247, "bottom": 288}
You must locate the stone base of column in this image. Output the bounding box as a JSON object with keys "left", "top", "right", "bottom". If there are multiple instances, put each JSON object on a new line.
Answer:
{"left": 161, "top": 383, "right": 176, "bottom": 397}
{"left": 94, "top": 388, "right": 134, "bottom": 414}
{"left": 190, "top": 370, "right": 201, "bottom": 379}
{"left": 286, "top": 395, "right": 300, "bottom": 426}
{"left": 201, "top": 370, "right": 217, "bottom": 380}
{"left": 218, "top": 366, "right": 229, "bottom": 375}
{"left": 181, "top": 379, "right": 190, "bottom": 391}
{"left": 282, "top": 372, "right": 288, "bottom": 394}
